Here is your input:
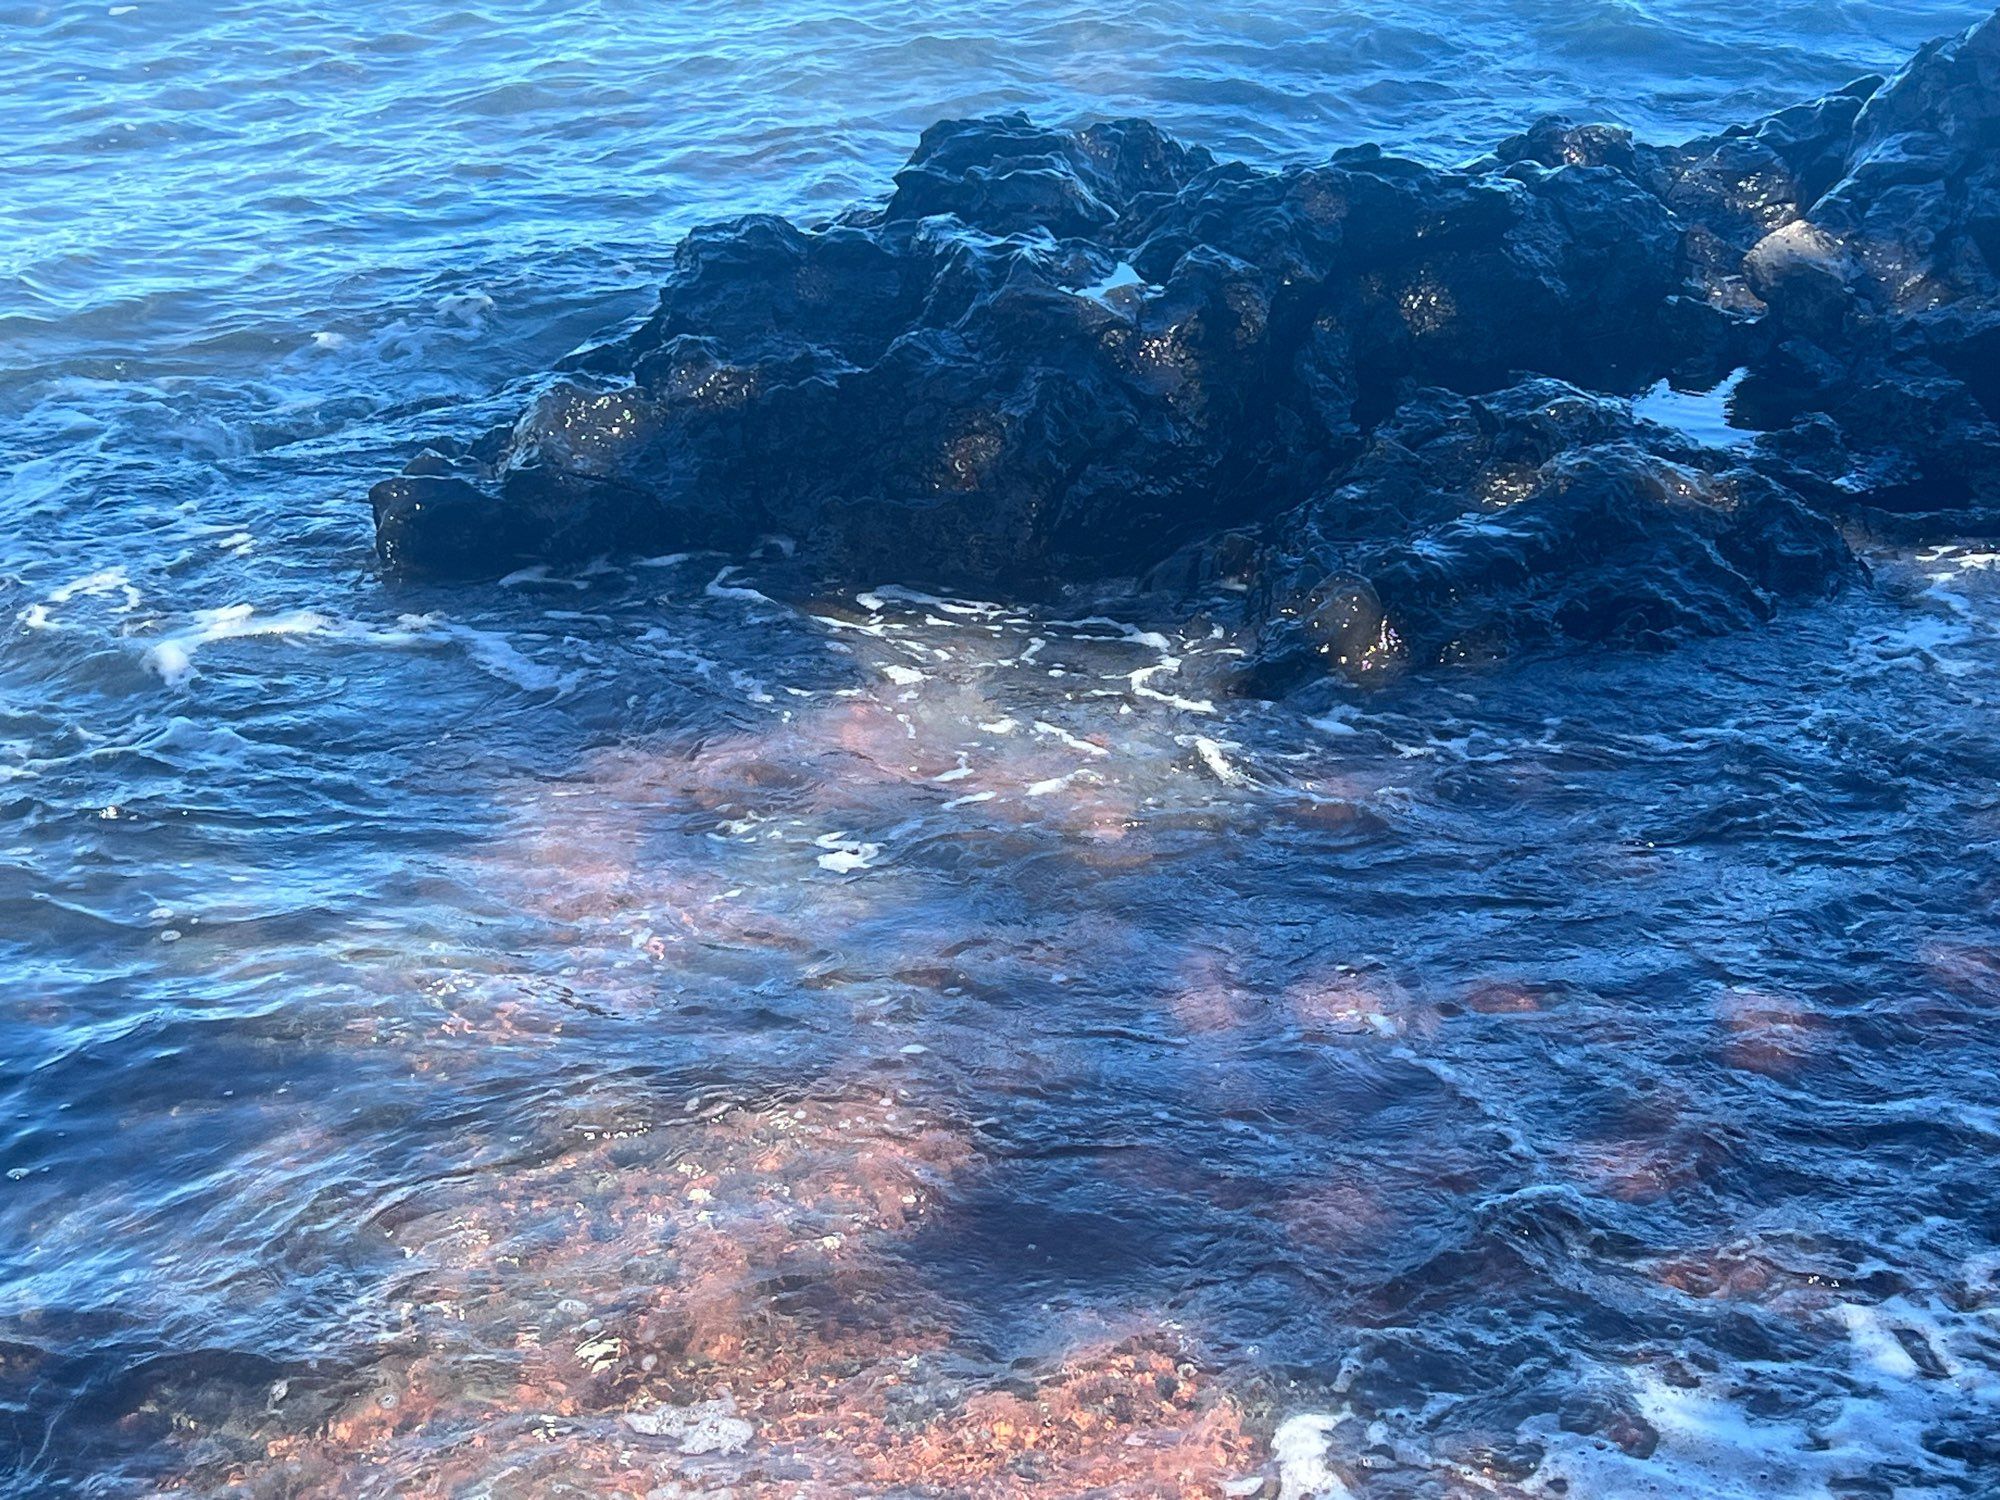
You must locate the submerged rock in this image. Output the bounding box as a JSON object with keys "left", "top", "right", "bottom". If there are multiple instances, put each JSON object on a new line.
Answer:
{"left": 371, "top": 13, "right": 2000, "bottom": 692}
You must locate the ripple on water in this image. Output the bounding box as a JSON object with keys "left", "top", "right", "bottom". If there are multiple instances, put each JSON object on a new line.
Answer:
{"left": 5, "top": 0, "right": 2000, "bottom": 1493}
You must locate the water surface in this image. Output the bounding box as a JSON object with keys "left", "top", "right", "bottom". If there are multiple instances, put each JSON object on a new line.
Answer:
{"left": 4, "top": 2, "right": 2000, "bottom": 1494}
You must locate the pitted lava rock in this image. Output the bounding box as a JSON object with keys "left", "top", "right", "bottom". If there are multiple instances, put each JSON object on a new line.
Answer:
{"left": 1224, "top": 380, "right": 1861, "bottom": 693}
{"left": 371, "top": 13, "right": 2000, "bottom": 689}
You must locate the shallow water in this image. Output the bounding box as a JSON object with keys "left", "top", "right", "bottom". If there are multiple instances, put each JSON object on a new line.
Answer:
{"left": 5, "top": 2, "right": 2000, "bottom": 1495}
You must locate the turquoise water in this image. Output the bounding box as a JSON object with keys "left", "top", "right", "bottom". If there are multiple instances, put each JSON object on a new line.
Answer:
{"left": 4, "top": 3, "right": 2000, "bottom": 1495}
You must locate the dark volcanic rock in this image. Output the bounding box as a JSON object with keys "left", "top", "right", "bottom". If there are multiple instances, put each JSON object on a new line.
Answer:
{"left": 370, "top": 13, "right": 2000, "bottom": 693}
{"left": 1231, "top": 381, "right": 1860, "bottom": 693}
{"left": 882, "top": 115, "right": 1213, "bottom": 237}
{"left": 375, "top": 131, "right": 1686, "bottom": 590}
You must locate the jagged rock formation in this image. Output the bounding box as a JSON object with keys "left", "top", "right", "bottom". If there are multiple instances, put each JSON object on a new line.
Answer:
{"left": 370, "top": 13, "right": 2000, "bottom": 689}
{"left": 1219, "top": 381, "right": 1860, "bottom": 692}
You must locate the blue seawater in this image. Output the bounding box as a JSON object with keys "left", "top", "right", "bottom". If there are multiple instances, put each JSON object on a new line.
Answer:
{"left": 3, "top": 2, "right": 1999, "bottom": 1494}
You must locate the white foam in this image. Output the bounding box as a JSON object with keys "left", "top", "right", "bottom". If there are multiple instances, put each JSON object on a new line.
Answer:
{"left": 1272, "top": 1414, "right": 1354, "bottom": 1500}
{"left": 140, "top": 605, "right": 577, "bottom": 694}
{"left": 1309, "top": 707, "right": 1362, "bottom": 737}
{"left": 49, "top": 567, "right": 141, "bottom": 609}
{"left": 860, "top": 584, "right": 1008, "bottom": 619}
{"left": 1130, "top": 660, "right": 1215, "bottom": 713}
{"left": 813, "top": 612, "right": 896, "bottom": 638}
{"left": 1026, "top": 769, "right": 1088, "bottom": 797}
{"left": 1917, "top": 545, "right": 2000, "bottom": 581}
{"left": 1525, "top": 1295, "right": 2000, "bottom": 1500}
{"left": 394, "top": 614, "right": 578, "bottom": 694}
{"left": 1189, "top": 735, "right": 1246, "bottom": 785}
{"left": 146, "top": 639, "right": 194, "bottom": 683}
{"left": 1032, "top": 720, "right": 1109, "bottom": 757}
{"left": 813, "top": 832, "right": 882, "bottom": 873}
{"left": 500, "top": 565, "right": 566, "bottom": 588}
{"left": 436, "top": 288, "right": 495, "bottom": 326}
{"left": 142, "top": 605, "right": 329, "bottom": 686}
{"left": 1525, "top": 1375, "right": 1835, "bottom": 1499}
{"left": 706, "top": 567, "right": 771, "bottom": 603}
{"left": 24, "top": 567, "right": 143, "bottom": 629}
{"left": 445, "top": 627, "right": 574, "bottom": 693}
{"left": 1048, "top": 615, "right": 1175, "bottom": 652}
{"left": 1071, "top": 261, "right": 1159, "bottom": 307}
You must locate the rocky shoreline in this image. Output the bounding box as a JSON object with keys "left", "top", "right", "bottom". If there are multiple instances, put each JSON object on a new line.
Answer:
{"left": 371, "top": 12, "right": 2000, "bottom": 693}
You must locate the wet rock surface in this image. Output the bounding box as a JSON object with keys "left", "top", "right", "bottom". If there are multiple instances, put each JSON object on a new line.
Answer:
{"left": 1228, "top": 380, "right": 1862, "bottom": 691}
{"left": 371, "top": 14, "right": 2000, "bottom": 688}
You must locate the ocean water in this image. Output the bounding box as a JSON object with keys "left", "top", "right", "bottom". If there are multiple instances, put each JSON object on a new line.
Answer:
{"left": 5, "top": 2, "right": 2000, "bottom": 1495}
